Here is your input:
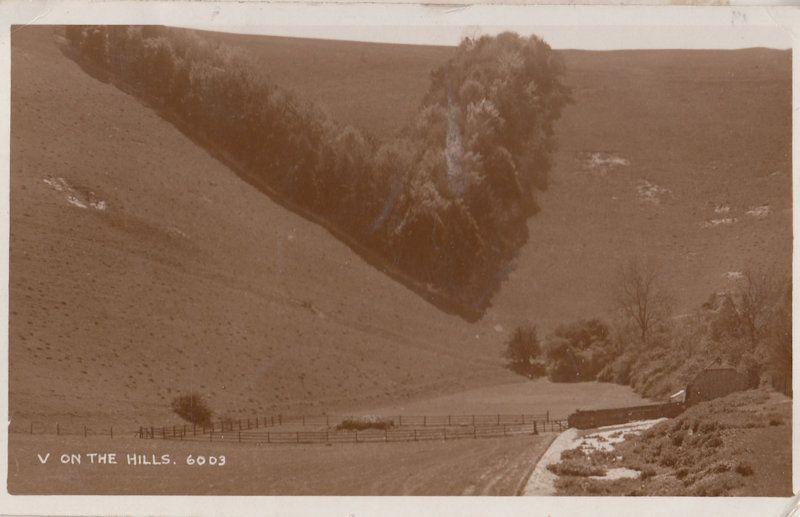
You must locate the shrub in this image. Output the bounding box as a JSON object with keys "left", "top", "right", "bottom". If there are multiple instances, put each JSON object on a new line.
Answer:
{"left": 689, "top": 473, "right": 743, "bottom": 496}
{"left": 735, "top": 462, "right": 754, "bottom": 476}
{"left": 547, "top": 460, "right": 607, "bottom": 477}
{"left": 639, "top": 466, "right": 657, "bottom": 480}
{"left": 542, "top": 319, "right": 617, "bottom": 382}
{"left": 336, "top": 416, "right": 394, "bottom": 431}
{"left": 171, "top": 393, "right": 212, "bottom": 427}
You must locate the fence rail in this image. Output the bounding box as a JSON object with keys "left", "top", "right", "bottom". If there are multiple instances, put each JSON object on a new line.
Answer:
{"left": 11, "top": 411, "right": 566, "bottom": 443}
{"left": 10, "top": 422, "right": 122, "bottom": 437}
{"left": 138, "top": 420, "right": 569, "bottom": 445}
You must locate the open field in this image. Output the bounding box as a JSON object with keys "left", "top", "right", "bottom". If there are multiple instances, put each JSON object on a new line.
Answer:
{"left": 349, "top": 379, "right": 650, "bottom": 420}
{"left": 8, "top": 432, "right": 554, "bottom": 495}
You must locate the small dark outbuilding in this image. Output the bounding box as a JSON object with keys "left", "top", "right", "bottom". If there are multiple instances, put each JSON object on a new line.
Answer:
{"left": 684, "top": 366, "right": 750, "bottom": 406}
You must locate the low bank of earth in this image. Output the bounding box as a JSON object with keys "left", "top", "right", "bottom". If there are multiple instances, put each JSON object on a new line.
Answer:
{"left": 544, "top": 388, "right": 791, "bottom": 496}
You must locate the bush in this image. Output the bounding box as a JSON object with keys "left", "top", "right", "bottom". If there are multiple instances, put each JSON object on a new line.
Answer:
{"left": 689, "top": 473, "right": 743, "bottom": 496}
{"left": 547, "top": 460, "right": 606, "bottom": 477}
{"left": 735, "top": 462, "right": 754, "bottom": 476}
{"left": 543, "top": 319, "right": 617, "bottom": 382}
{"left": 639, "top": 467, "right": 657, "bottom": 480}
{"left": 336, "top": 416, "right": 394, "bottom": 431}
{"left": 171, "top": 393, "right": 213, "bottom": 427}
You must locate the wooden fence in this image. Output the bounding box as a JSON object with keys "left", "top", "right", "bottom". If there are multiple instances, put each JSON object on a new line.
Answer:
{"left": 11, "top": 422, "right": 120, "bottom": 437}
{"left": 138, "top": 420, "right": 569, "bottom": 445}
{"left": 139, "top": 411, "right": 555, "bottom": 435}
{"left": 12, "top": 411, "right": 565, "bottom": 443}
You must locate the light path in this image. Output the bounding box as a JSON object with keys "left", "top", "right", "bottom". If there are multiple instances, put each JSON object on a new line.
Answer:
{"left": 521, "top": 418, "right": 666, "bottom": 495}
{"left": 521, "top": 428, "right": 578, "bottom": 495}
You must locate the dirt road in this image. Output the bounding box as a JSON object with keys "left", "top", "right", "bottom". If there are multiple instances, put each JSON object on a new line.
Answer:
{"left": 9, "top": 432, "right": 554, "bottom": 495}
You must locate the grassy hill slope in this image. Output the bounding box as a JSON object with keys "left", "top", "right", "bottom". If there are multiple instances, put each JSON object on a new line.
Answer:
{"left": 9, "top": 27, "right": 516, "bottom": 428}
{"left": 210, "top": 31, "right": 791, "bottom": 331}
{"left": 10, "top": 27, "right": 791, "bottom": 429}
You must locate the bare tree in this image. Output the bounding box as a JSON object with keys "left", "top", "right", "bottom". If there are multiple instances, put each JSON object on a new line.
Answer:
{"left": 612, "top": 257, "right": 672, "bottom": 346}
{"left": 731, "top": 267, "right": 783, "bottom": 345}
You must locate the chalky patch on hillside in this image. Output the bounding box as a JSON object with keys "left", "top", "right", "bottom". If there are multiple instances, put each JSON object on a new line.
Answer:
{"left": 746, "top": 205, "right": 770, "bottom": 219}
{"left": 636, "top": 180, "right": 670, "bottom": 204}
{"left": 43, "top": 176, "right": 107, "bottom": 211}
{"left": 580, "top": 151, "right": 629, "bottom": 175}
{"left": 701, "top": 217, "right": 737, "bottom": 228}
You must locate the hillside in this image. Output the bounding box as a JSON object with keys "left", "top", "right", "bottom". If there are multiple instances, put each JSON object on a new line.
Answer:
{"left": 211, "top": 32, "right": 791, "bottom": 331}
{"left": 9, "top": 27, "right": 791, "bottom": 430}
{"left": 9, "top": 27, "right": 516, "bottom": 428}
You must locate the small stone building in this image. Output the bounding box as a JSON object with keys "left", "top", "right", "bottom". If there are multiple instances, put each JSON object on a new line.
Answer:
{"left": 684, "top": 366, "right": 750, "bottom": 406}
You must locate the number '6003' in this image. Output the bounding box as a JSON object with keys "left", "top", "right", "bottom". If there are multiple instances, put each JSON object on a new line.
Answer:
{"left": 186, "top": 455, "right": 226, "bottom": 466}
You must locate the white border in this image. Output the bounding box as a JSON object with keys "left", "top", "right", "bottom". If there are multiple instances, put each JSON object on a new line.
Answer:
{"left": 0, "top": 2, "right": 797, "bottom": 516}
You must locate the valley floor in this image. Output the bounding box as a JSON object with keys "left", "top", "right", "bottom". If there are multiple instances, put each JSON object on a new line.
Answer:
{"left": 8, "top": 433, "right": 554, "bottom": 495}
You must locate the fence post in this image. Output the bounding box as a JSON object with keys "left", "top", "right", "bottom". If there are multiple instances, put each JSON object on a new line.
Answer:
{"left": 193, "top": 424, "right": 196, "bottom": 437}
{"left": 472, "top": 415, "right": 475, "bottom": 426}
{"left": 150, "top": 426, "right": 154, "bottom": 439}
{"left": 210, "top": 430, "right": 213, "bottom": 442}
{"left": 84, "top": 425, "right": 87, "bottom": 438}
{"left": 56, "top": 423, "right": 60, "bottom": 436}
{"left": 413, "top": 429, "right": 417, "bottom": 442}
{"left": 546, "top": 410, "right": 549, "bottom": 423}
{"left": 473, "top": 426, "right": 477, "bottom": 439}
{"left": 385, "top": 428, "right": 388, "bottom": 442}
{"left": 238, "top": 431, "right": 241, "bottom": 443}
{"left": 443, "top": 428, "right": 447, "bottom": 441}
{"left": 30, "top": 422, "right": 33, "bottom": 434}
{"left": 534, "top": 421, "right": 538, "bottom": 435}
{"left": 423, "top": 416, "right": 427, "bottom": 426}
{"left": 448, "top": 415, "right": 451, "bottom": 426}
{"left": 110, "top": 426, "right": 113, "bottom": 439}
{"left": 503, "top": 425, "right": 507, "bottom": 437}
{"left": 267, "top": 432, "right": 270, "bottom": 444}
{"left": 238, "top": 420, "right": 242, "bottom": 431}
{"left": 497, "top": 414, "right": 500, "bottom": 425}
{"left": 355, "top": 431, "right": 359, "bottom": 444}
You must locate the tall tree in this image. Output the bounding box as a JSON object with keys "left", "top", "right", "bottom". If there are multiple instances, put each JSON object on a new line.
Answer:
{"left": 612, "top": 257, "right": 672, "bottom": 346}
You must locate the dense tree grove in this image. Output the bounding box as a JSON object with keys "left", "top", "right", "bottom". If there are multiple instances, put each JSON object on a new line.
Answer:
{"left": 505, "top": 265, "right": 791, "bottom": 398}
{"left": 65, "top": 26, "right": 571, "bottom": 318}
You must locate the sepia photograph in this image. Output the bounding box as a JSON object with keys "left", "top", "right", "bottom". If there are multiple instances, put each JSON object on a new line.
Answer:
{"left": 1, "top": 2, "right": 795, "bottom": 512}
